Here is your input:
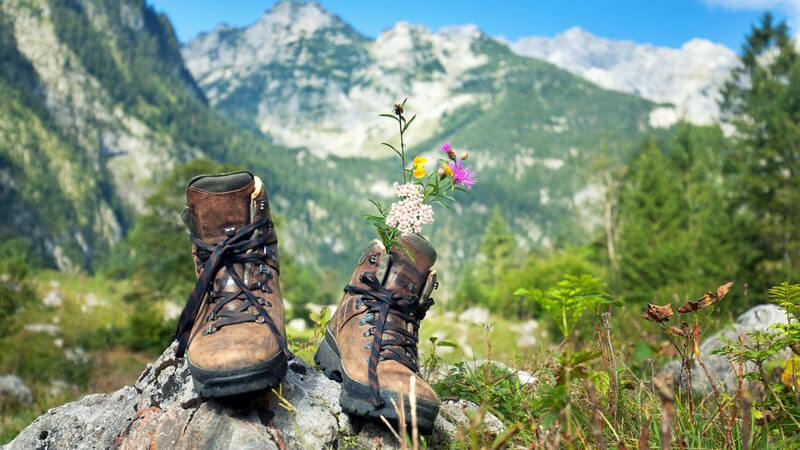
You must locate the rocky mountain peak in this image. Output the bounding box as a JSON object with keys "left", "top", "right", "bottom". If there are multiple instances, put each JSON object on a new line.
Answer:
{"left": 254, "top": 0, "right": 340, "bottom": 37}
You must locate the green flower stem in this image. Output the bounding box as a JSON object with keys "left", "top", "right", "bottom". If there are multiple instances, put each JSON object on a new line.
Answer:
{"left": 398, "top": 114, "right": 406, "bottom": 183}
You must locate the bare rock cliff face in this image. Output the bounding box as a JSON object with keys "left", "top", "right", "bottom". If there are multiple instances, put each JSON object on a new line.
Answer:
{"left": 4, "top": 343, "right": 503, "bottom": 449}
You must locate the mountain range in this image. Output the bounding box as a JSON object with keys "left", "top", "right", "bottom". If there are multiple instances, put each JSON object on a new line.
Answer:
{"left": 503, "top": 26, "right": 739, "bottom": 127}
{"left": 0, "top": 0, "right": 741, "bottom": 279}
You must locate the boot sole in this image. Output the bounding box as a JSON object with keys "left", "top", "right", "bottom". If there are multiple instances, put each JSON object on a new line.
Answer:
{"left": 188, "top": 351, "right": 287, "bottom": 398}
{"left": 314, "top": 329, "right": 439, "bottom": 434}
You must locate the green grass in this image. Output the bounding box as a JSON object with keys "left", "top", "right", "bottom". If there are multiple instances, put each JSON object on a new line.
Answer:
{"left": 0, "top": 272, "right": 157, "bottom": 444}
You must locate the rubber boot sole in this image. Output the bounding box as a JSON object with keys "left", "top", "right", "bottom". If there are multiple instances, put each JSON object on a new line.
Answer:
{"left": 188, "top": 351, "right": 288, "bottom": 398}
{"left": 314, "top": 329, "right": 439, "bottom": 434}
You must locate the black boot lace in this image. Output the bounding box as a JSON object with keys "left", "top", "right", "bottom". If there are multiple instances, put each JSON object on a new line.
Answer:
{"left": 343, "top": 272, "right": 434, "bottom": 408}
{"left": 174, "top": 217, "right": 289, "bottom": 359}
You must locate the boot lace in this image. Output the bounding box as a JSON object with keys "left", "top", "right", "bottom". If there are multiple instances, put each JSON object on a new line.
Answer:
{"left": 174, "top": 217, "right": 289, "bottom": 359}
{"left": 343, "top": 272, "right": 434, "bottom": 408}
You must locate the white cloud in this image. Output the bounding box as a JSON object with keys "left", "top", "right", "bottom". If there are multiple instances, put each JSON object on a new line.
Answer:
{"left": 703, "top": 0, "right": 800, "bottom": 27}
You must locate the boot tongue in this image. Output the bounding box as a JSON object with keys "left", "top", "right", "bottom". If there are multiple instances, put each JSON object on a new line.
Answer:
{"left": 384, "top": 234, "right": 436, "bottom": 299}
{"left": 185, "top": 171, "right": 255, "bottom": 244}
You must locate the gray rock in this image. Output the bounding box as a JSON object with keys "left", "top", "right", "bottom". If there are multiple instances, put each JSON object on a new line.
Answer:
{"left": 0, "top": 375, "right": 33, "bottom": 406}
{"left": 6, "top": 387, "right": 138, "bottom": 450}
{"left": 5, "top": 342, "right": 504, "bottom": 449}
{"left": 435, "top": 399, "right": 505, "bottom": 439}
{"left": 662, "top": 304, "right": 791, "bottom": 393}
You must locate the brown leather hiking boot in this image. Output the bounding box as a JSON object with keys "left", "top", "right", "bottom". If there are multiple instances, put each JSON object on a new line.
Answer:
{"left": 174, "top": 170, "right": 289, "bottom": 398}
{"left": 314, "top": 234, "right": 440, "bottom": 434}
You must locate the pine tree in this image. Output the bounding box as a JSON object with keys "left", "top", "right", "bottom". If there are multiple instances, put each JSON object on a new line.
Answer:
{"left": 615, "top": 138, "right": 691, "bottom": 302}
{"left": 613, "top": 125, "right": 762, "bottom": 310}
{"left": 452, "top": 207, "right": 516, "bottom": 313}
{"left": 721, "top": 13, "right": 800, "bottom": 282}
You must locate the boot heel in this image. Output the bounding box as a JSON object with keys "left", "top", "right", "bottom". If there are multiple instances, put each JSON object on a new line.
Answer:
{"left": 314, "top": 331, "right": 343, "bottom": 383}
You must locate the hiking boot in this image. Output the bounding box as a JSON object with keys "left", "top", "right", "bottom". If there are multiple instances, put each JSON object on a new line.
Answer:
{"left": 314, "top": 234, "right": 440, "bottom": 434}
{"left": 174, "top": 170, "right": 289, "bottom": 398}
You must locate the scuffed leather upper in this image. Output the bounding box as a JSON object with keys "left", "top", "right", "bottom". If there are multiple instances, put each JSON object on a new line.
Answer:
{"left": 184, "top": 172, "right": 286, "bottom": 371}
{"left": 329, "top": 237, "right": 439, "bottom": 404}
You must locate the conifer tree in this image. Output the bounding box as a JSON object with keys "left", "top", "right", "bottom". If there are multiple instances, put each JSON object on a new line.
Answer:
{"left": 721, "top": 12, "right": 800, "bottom": 282}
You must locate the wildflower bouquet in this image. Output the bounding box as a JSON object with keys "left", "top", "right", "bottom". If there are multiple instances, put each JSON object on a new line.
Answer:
{"left": 365, "top": 99, "right": 476, "bottom": 254}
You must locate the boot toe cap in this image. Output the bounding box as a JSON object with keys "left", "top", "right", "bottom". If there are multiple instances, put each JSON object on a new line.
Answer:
{"left": 187, "top": 323, "right": 283, "bottom": 372}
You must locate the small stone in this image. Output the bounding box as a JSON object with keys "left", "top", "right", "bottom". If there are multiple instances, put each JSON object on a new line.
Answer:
{"left": 287, "top": 318, "right": 307, "bottom": 331}
{"left": 0, "top": 375, "right": 34, "bottom": 406}
{"left": 42, "top": 289, "right": 63, "bottom": 307}
{"left": 457, "top": 307, "right": 489, "bottom": 325}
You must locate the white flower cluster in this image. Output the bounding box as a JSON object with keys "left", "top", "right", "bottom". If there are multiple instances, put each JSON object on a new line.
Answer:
{"left": 385, "top": 182, "right": 434, "bottom": 236}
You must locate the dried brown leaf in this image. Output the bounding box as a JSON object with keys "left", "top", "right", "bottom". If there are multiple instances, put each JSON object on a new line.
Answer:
{"left": 667, "top": 325, "right": 688, "bottom": 338}
{"left": 642, "top": 303, "right": 674, "bottom": 322}
{"left": 677, "top": 281, "right": 734, "bottom": 313}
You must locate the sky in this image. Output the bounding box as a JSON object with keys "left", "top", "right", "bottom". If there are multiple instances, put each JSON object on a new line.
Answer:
{"left": 147, "top": 0, "right": 797, "bottom": 50}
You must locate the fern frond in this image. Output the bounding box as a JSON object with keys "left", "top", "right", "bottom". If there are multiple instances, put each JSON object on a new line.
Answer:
{"left": 768, "top": 282, "right": 800, "bottom": 319}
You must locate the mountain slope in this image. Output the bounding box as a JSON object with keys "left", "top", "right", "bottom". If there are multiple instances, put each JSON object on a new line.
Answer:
{"left": 504, "top": 27, "right": 739, "bottom": 126}
{"left": 0, "top": 0, "right": 363, "bottom": 272}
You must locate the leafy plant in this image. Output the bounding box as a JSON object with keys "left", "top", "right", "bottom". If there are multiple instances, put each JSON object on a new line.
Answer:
{"left": 714, "top": 282, "right": 800, "bottom": 434}
{"left": 0, "top": 237, "right": 38, "bottom": 338}
{"left": 419, "top": 336, "right": 457, "bottom": 381}
{"left": 514, "top": 274, "right": 617, "bottom": 340}
{"left": 514, "top": 274, "right": 618, "bottom": 443}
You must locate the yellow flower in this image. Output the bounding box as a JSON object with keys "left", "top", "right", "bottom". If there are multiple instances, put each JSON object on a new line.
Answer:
{"left": 413, "top": 166, "right": 426, "bottom": 178}
{"left": 442, "top": 163, "right": 454, "bottom": 177}
{"left": 412, "top": 156, "right": 427, "bottom": 167}
{"left": 782, "top": 357, "right": 800, "bottom": 388}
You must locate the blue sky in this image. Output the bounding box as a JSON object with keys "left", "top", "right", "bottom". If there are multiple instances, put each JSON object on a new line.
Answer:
{"left": 147, "top": 0, "right": 795, "bottom": 50}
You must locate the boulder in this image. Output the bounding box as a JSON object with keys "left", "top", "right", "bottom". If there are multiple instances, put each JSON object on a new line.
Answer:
{"left": 5, "top": 343, "right": 505, "bottom": 449}
{"left": 662, "top": 304, "right": 791, "bottom": 393}
{"left": 0, "top": 375, "right": 34, "bottom": 406}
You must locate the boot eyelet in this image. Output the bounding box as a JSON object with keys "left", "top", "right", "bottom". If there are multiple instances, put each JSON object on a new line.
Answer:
{"left": 368, "top": 254, "right": 378, "bottom": 264}
{"left": 256, "top": 316, "right": 266, "bottom": 324}
{"left": 264, "top": 301, "right": 272, "bottom": 307}
{"left": 358, "top": 318, "right": 366, "bottom": 326}
{"left": 258, "top": 264, "right": 269, "bottom": 274}
{"left": 261, "top": 284, "right": 272, "bottom": 293}
{"left": 433, "top": 281, "right": 439, "bottom": 290}
{"left": 355, "top": 298, "right": 363, "bottom": 308}
{"left": 203, "top": 326, "right": 217, "bottom": 336}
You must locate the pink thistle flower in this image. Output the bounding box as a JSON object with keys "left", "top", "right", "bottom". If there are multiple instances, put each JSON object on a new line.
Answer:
{"left": 440, "top": 143, "right": 456, "bottom": 161}
{"left": 449, "top": 161, "right": 476, "bottom": 190}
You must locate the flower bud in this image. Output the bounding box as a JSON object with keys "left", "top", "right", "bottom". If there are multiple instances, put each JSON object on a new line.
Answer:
{"left": 447, "top": 150, "right": 457, "bottom": 161}
{"left": 438, "top": 167, "right": 447, "bottom": 179}
{"left": 460, "top": 151, "right": 470, "bottom": 161}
